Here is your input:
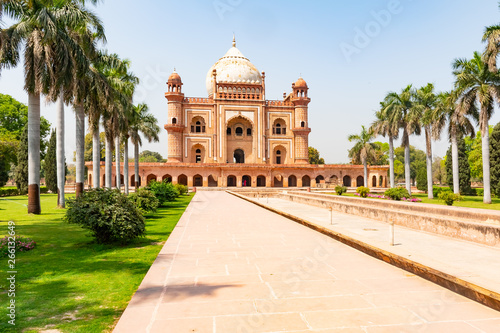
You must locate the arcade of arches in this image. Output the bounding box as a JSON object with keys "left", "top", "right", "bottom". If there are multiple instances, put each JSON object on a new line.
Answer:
{"left": 86, "top": 163, "right": 389, "bottom": 189}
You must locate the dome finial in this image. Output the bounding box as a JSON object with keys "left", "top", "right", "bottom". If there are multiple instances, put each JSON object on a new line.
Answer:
{"left": 232, "top": 34, "right": 236, "bottom": 47}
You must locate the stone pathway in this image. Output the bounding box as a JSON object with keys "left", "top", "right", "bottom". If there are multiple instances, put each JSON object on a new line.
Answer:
{"left": 114, "top": 191, "right": 500, "bottom": 333}
{"left": 254, "top": 195, "right": 500, "bottom": 295}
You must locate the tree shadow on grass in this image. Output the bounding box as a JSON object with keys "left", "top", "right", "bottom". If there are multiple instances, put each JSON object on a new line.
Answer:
{"left": 0, "top": 278, "right": 98, "bottom": 332}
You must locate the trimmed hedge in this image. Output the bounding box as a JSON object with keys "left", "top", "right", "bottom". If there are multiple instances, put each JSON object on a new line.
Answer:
{"left": 0, "top": 186, "right": 48, "bottom": 197}
{"left": 384, "top": 187, "right": 410, "bottom": 201}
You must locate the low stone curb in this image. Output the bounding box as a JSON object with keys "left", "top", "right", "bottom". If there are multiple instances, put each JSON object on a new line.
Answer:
{"left": 227, "top": 190, "right": 500, "bottom": 313}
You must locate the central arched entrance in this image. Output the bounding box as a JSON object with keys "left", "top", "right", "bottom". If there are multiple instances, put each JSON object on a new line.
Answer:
{"left": 226, "top": 116, "right": 253, "bottom": 163}
{"left": 234, "top": 149, "right": 245, "bottom": 164}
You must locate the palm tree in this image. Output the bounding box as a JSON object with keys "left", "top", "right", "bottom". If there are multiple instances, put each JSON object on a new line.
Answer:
{"left": 1, "top": 0, "right": 100, "bottom": 213}
{"left": 371, "top": 100, "right": 399, "bottom": 188}
{"left": 385, "top": 85, "right": 420, "bottom": 195}
{"left": 348, "top": 125, "right": 377, "bottom": 188}
{"left": 97, "top": 54, "right": 137, "bottom": 190}
{"left": 129, "top": 103, "right": 160, "bottom": 191}
{"left": 84, "top": 56, "right": 114, "bottom": 189}
{"left": 433, "top": 91, "right": 477, "bottom": 194}
{"left": 67, "top": 1, "right": 105, "bottom": 198}
{"left": 91, "top": 53, "right": 132, "bottom": 189}
{"left": 49, "top": 1, "right": 104, "bottom": 206}
{"left": 413, "top": 83, "right": 437, "bottom": 198}
{"left": 483, "top": 2, "right": 500, "bottom": 72}
{"left": 453, "top": 51, "right": 500, "bottom": 203}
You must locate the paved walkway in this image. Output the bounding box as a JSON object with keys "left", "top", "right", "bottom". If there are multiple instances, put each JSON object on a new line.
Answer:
{"left": 114, "top": 192, "right": 500, "bottom": 333}
{"left": 254, "top": 195, "right": 500, "bottom": 295}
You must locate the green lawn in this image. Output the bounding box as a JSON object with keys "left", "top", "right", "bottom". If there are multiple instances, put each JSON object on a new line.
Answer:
{"left": 412, "top": 193, "right": 500, "bottom": 210}
{"left": 336, "top": 192, "right": 500, "bottom": 210}
{"left": 0, "top": 192, "right": 193, "bottom": 332}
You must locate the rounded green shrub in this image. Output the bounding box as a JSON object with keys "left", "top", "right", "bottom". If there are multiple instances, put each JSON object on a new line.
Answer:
{"left": 384, "top": 187, "right": 410, "bottom": 201}
{"left": 438, "top": 192, "right": 462, "bottom": 206}
{"left": 128, "top": 188, "right": 159, "bottom": 215}
{"left": 65, "top": 188, "right": 145, "bottom": 244}
{"left": 335, "top": 186, "right": 347, "bottom": 196}
{"left": 433, "top": 186, "right": 451, "bottom": 198}
{"left": 356, "top": 186, "right": 370, "bottom": 198}
{"left": 148, "top": 180, "right": 180, "bottom": 205}
{"left": 174, "top": 183, "right": 188, "bottom": 196}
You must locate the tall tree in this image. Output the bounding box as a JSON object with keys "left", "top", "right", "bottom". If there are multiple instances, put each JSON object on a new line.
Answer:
{"left": 48, "top": 0, "right": 104, "bottom": 205}
{"left": 432, "top": 157, "right": 446, "bottom": 185}
{"left": 433, "top": 91, "right": 476, "bottom": 194}
{"left": 348, "top": 125, "right": 377, "bottom": 187}
{"left": 453, "top": 51, "right": 500, "bottom": 203}
{"left": 465, "top": 127, "right": 494, "bottom": 181}
{"left": 83, "top": 52, "right": 117, "bottom": 189}
{"left": 308, "top": 147, "right": 325, "bottom": 165}
{"left": 0, "top": 132, "right": 17, "bottom": 186}
{"left": 129, "top": 103, "right": 160, "bottom": 189}
{"left": 490, "top": 122, "right": 500, "bottom": 197}
{"left": 2, "top": 0, "right": 101, "bottom": 213}
{"left": 139, "top": 150, "right": 164, "bottom": 163}
{"left": 445, "top": 137, "right": 471, "bottom": 194}
{"left": 44, "top": 129, "right": 57, "bottom": 194}
{"left": 96, "top": 53, "right": 136, "bottom": 190}
{"left": 0, "top": 93, "right": 51, "bottom": 153}
{"left": 83, "top": 131, "right": 105, "bottom": 161}
{"left": 385, "top": 85, "right": 420, "bottom": 194}
{"left": 371, "top": 100, "right": 399, "bottom": 188}
{"left": 483, "top": 2, "right": 500, "bottom": 71}
{"left": 68, "top": 2, "right": 105, "bottom": 198}
{"left": 14, "top": 126, "right": 28, "bottom": 194}
{"left": 413, "top": 83, "right": 437, "bottom": 198}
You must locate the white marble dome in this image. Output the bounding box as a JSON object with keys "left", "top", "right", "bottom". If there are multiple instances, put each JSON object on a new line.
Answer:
{"left": 206, "top": 39, "right": 261, "bottom": 96}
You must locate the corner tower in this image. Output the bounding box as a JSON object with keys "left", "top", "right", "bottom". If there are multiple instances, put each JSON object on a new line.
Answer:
{"left": 292, "top": 77, "right": 311, "bottom": 164}
{"left": 164, "top": 70, "right": 185, "bottom": 163}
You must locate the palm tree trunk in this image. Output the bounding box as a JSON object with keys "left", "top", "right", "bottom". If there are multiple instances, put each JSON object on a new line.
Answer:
{"left": 27, "top": 92, "right": 41, "bottom": 214}
{"left": 105, "top": 135, "right": 112, "bottom": 188}
{"left": 56, "top": 91, "right": 65, "bottom": 208}
{"left": 115, "top": 135, "right": 121, "bottom": 190}
{"left": 92, "top": 127, "right": 100, "bottom": 188}
{"left": 425, "top": 125, "right": 433, "bottom": 199}
{"left": 404, "top": 136, "right": 411, "bottom": 195}
{"left": 75, "top": 104, "right": 85, "bottom": 197}
{"left": 124, "top": 138, "right": 129, "bottom": 195}
{"left": 363, "top": 158, "right": 368, "bottom": 187}
{"left": 389, "top": 136, "right": 395, "bottom": 188}
{"left": 482, "top": 116, "right": 492, "bottom": 204}
{"left": 451, "top": 132, "right": 460, "bottom": 194}
{"left": 134, "top": 142, "right": 140, "bottom": 189}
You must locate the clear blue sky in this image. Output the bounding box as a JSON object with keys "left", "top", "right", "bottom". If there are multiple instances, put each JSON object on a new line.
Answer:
{"left": 1, "top": 0, "right": 500, "bottom": 163}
